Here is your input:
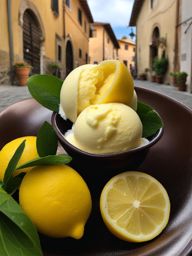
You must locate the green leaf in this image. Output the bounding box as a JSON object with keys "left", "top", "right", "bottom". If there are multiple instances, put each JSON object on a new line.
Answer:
{"left": 3, "top": 140, "right": 25, "bottom": 193}
{"left": 37, "top": 121, "right": 58, "bottom": 157}
{"left": 5, "top": 173, "right": 25, "bottom": 195}
{"left": 27, "top": 74, "right": 63, "bottom": 112}
{"left": 17, "top": 154, "right": 72, "bottom": 170}
{"left": 137, "top": 101, "right": 163, "bottom": 138}
{"left": 0, "top": 188, "right": 42, "bottom": 256}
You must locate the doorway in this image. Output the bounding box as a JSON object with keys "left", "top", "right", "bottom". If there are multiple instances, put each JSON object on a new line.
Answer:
{"left": 65, "top": 40, "right": 74, "bottom": 76}
{"left": 150, "top": 26, "right": 160, "bottom": 68}
{"left": 23, "top": 9, "right": 42, "bottom": 74}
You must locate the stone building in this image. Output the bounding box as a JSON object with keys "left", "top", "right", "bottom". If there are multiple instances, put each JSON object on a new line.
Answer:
{"left": 118, "top": 37, "right": 136, "bottom": 73}
{"left": 89, "top": 22, "right": 119, "bottom": 64}
{"left": 178, "top": 0, "right": 192, "bottom": 92}
{"left": 0, "top": 0, "right": 93, "bottom": 84}
{"left": 129, "top": 0, "right": 179, "bottom": 83}
{"left": 64, "top": 0, "right": 93, "bottom": 75}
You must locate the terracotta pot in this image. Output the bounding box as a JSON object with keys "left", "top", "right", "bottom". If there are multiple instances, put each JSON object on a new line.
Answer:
{"left": 170, "top": 76, "right": 177, "bottom": 87}
{"left": 15, "top": 67, "right": 31, "bottom": 86}
{"left": 156, "top": 75, "right": 163, "bottom": 84}
{"left": 178, "top": 83, "right": 187, "bottom": 91}
{"left": 151, "top": 75, "right": 156, "bottom": 82}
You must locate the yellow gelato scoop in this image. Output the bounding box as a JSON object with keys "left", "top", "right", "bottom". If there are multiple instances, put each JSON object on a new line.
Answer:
{"left": 60, "top": 60, "right": 134, "bottom": 122}
{"left": 65, "top": 103, "right": 143, "bottom": 154}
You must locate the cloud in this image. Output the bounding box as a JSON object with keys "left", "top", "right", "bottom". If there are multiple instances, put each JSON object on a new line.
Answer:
{"left": 87, "top": 0, "right": 134, "bottom": 27}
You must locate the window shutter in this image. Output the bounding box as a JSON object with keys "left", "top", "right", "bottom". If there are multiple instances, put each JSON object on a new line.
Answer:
{"left": 51, "top": 0, "right": 59, "bottom": 15}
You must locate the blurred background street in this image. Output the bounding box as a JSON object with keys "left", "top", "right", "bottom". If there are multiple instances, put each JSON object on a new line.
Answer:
{"left": 0, "top": 80, "right": 191, "bottom": 113}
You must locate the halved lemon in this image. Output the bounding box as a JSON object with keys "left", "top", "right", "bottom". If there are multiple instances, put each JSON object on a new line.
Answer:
{"left": 60, "top": 60, "right": 134, "bottom": 122}
{"left": 100, "top": 171, "right": 170, "bottom": 242}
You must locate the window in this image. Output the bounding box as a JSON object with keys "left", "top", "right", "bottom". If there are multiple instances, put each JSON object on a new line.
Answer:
{"left": 125, "top": 44, "right": 128, "bottom": 50}
{"left": 79, "top": 48, "right": 82, "bottom": 58}
{"left": 51, "top": 0, "right": 59, "bottom": 16}
{"left": 123, "top": 60, "right": 128, "bottom": 66}
{"left": 85, "top": 53, "right": 88, "bottom": 63}
{"left": 78, "top": 8, "right": 82, "bottom": 25}
{"left": 150, "top": 0, "right": 154, "bottom": 8}
{"left": 57, "top": 45, "right": 62, "bottom": 62}
{"left": 94, "top": 61, "right": 98, "bottom": 64}
{"left": 65, "top": 0, "right": 70, "bottom": 8}
{"left": 150, "top": 0, "right": 157, "bottom": 9}
{"left": 133, "top": 47, "right": 136, "bottom": 52}
{"left": 56, "top": 36, "right": 62, "bottom": 62}
{"left": 92, "top": 28, "right": 97, "bottom": 37}
{"left": 84, "top": 21, "right": 87, "bottom": 33}
{"left": 107, "top": 37, "right": 110, "bottom": 44}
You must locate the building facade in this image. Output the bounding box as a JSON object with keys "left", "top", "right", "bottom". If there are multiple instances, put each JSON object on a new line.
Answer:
{"left": 179, "top": 0, "right": 192, "bottom": 92}
{"left": 0, "top": 0, "right": 93, "bottom": 84}
{"left": 64, "top": 0, "right": 93, "bottom": 75}
{"left": 89, "top": 22, "right": 119, "bottom": 64}
{"left": 118, "top": 37, "right": 136, "bottom": 73}
{"left": 129, "top": 0, "right": 179, "bottom": 83}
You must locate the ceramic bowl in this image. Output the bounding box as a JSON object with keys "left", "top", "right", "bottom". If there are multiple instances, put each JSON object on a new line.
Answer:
{"left": 51, "top": 112, "right": 163, "bottom": 175}
{"left": 1, "top": 87, "right": 192, "bottom": 256}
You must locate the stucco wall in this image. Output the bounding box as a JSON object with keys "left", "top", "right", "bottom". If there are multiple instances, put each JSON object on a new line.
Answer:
{"left": 0, "top": 0, "right": 9, "bottom": 52}
{"left": 65, "top": 0, "right": 90, "bottom": 68}
{"left": 14, "top": 0, "right": 63, "bottom": 60}
{"left": 118, "top": 40, "right": 136, "bottom": 70}
{"left": 136, "top": 0, "right": 177, "bottom": 80}
{"left": 0, "top": 0, "right": 92, "bottom": 83}
{"left": 89, "top": 25, "right": 118, "bottom": 64}
{"left": 104, "top": 32, "right": 115, "bottom": 60}
{"left": 180, "top": 0, "right": 192, "bottom": 92}
{"left": 89, "top": 26, "right": 104, "bottom": 63}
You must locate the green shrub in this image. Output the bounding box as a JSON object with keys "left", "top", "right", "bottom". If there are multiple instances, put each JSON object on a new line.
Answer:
{"left": 153, "top": 57, "right": 168, "bottom": 76}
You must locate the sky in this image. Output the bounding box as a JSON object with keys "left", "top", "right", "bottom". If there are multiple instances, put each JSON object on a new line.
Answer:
{"left": 87, "top": 0, "right": 135, "bottom": 40}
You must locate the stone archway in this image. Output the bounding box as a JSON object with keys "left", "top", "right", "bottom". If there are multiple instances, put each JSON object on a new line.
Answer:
{"left": 23, "top": 9, "right": 42, "bottom": 73}
{"left": 65, "top": 40, "right": 74, "bottom": 76}
{"left": 150, "top": 26, "right": 160, "bottom": 68}
{"left": 19, "top": 0, "right": 45, "bottom": 73}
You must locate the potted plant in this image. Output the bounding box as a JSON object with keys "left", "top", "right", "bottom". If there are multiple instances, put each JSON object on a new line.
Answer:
{"left": 14, "top": 62, "right": 31, "bottom": 86}
{"left": 151, "top": 70, "right": 156, "bottom": 82}
{"left": 47, "top": 62, "right": 60, "bottom": 77}
{"left": 153, "top": 57, "right": 168, "bottom": 84}
{"left": 139, "top": 73, "right": 147, "bottom": 80}
{"left": 176, "top": 72, "right": 188, "bottom": 91}
{"left": 169, "top": 72, "right": 177, "bottom": 87}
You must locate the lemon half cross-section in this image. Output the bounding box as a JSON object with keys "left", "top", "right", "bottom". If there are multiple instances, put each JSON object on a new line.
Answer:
{"left": 100, "top": 171, "right": 170, "bottom": 242}
{"left": 60, "top": 60, "right": 134, "bottom": 122}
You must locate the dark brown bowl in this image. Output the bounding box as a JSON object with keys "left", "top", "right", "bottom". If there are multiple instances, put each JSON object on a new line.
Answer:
{"left": 51, "top": 112, "right": 163, "bottom": 177}
{"left": 0, "top": 87, "right": 192, "bottom": 256}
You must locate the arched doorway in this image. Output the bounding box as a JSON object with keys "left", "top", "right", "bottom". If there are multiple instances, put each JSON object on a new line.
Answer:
{"left": 66, "top": 40, "right": 74, "bottom": 76}
{"left": 23, "top": 9, "right": 42, "bottom": 74}
{"left": 150, "top": 26, "right": 160, "bottom": 68}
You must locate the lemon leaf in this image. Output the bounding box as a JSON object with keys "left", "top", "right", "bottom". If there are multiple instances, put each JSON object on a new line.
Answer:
{"left": 17, "top": 154, "right": 72, "bottom": 169}
{"left": 5, "top": 173, "right": 25, "bottom": 195}
{"left": 37, "top": 121, "right": 58, "bottom": 157}
{"left": 137, "top": 101, "right": 163, "bottom": 138}
{"left": 0, "top": 188, "right": 42, "bottom": 256}
{"left": 3, "top": 140, "right": 25, "bottom": 193}
{"left": 28, "top": 74, "right": 63, "bottom": 112}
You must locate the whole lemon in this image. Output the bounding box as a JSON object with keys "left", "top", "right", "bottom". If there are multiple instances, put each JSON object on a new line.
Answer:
{"left": 0, "top": 136, "right": 38, "bottom": 181}
{"left": 19, "top": 165, "right": 92, "bottom": 239}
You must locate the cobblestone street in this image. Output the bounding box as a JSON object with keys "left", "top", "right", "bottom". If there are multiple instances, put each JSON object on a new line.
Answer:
{"left": 0, "top": 80, "right": 191, "bottom": 112}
